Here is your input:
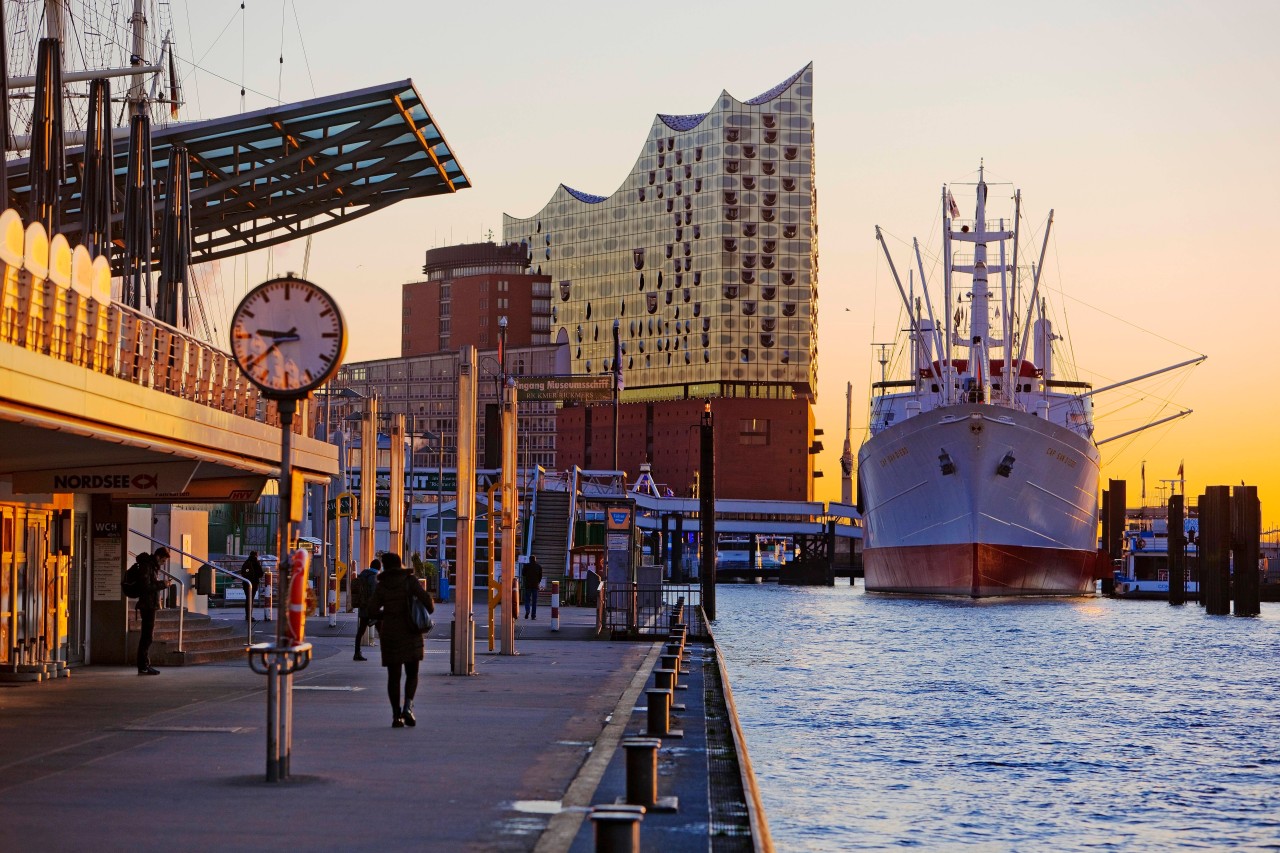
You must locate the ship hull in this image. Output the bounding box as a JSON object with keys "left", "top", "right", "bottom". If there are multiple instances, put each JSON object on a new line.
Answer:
{"left": 858, "top": 403, "right": 1103, "bottom": 597}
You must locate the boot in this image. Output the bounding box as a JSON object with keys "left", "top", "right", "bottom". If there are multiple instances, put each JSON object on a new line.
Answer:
{"left": 402, "top": 702, "right": 416, "bottom": 727}
{"left": 392, "top": 705, "right": 405, "bottom": 728}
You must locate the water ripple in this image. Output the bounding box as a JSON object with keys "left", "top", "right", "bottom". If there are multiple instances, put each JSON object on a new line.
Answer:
{"left": 713, "top": 585, "right": 1280, "bottom": 851}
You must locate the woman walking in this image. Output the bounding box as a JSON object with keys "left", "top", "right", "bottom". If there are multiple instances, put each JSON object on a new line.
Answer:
{"left": 368, "top": 552, "right": 435, "bottom": 727}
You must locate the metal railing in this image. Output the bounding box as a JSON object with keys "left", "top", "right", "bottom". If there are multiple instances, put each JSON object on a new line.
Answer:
{"left": 129, "top": 529, "right": 254, "bottom": 648}
{"left": 604, "top": 582, "right": 700, "bottom": 637}
{"left": 0, "top": 208, "right": 301, "bottom": 432}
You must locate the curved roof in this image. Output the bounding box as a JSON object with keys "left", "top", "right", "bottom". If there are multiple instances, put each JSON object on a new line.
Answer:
{"left": 516, "top": 63, "right": 812, "bottom": 212}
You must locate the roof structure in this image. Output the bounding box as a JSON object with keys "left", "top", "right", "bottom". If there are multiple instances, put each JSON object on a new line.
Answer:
{"left": 6, "top": 79, "right": 470, "bottom": 269}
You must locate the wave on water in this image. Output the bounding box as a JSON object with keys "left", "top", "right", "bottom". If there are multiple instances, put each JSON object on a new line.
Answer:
{"left": 712, "top": 584, "right": 1280, "bottom": 852}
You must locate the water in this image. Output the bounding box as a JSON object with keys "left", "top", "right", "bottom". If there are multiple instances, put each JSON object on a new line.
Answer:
{"left": 711, "top": 584, "right": 1280, "bottom": 851}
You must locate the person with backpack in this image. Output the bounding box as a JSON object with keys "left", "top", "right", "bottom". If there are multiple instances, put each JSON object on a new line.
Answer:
{"left": 353, "top": 557, "right": 381, "bottom": 661}
{"left": 241, "top": 551, "right": 264, "bottom": 623}
{"left": 367, "top": 552, "right": 434, "bottom": 727}
{"left": 132, "top": 551, "right": 166, "bottom": 675}
{"left": 523, "top": 555, "right": 544, "bottom": 620}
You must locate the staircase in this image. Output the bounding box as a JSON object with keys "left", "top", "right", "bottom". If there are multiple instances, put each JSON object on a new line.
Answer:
{"left": 127, "top": 609, "right": 251, "bottom": 666}
{"left": 530, "top": 490, "right": 573, "bottom": 591}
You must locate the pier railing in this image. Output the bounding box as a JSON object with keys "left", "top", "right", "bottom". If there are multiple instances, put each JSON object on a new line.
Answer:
{"left": 604, "top": 582, "right": 700, "bottom": 637}
{"left": 0, "top": 208, "right": 296, "bottom": 431}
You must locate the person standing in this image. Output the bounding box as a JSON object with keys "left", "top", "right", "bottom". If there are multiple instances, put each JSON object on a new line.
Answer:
{"left": 135, "top": 551, "right": 166, "bottom": 675}
{"left": 353, "top": 557, "right": 381, "bottom": 661}
{"left": 241, "top": 551, "right": 264, "bottom": 622}
{"left": 523, "top": 555, "right": 543, "bottom": 620}
{"left": 368, "top": 552, "right": 434, "bottom": 727}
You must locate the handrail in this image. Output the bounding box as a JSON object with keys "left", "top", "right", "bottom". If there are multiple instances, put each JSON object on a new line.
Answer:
{"left": 129, "top": 528, "right": 254, "bottom": 647}
{"left": 563, "top": 465, "right": 581, "bottom": 581}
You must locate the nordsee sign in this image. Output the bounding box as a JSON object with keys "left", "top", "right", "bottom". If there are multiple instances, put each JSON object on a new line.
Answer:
{"left": 514, "top": 375, "right": 614, "bottom": 403}
{"left": 13, "top": 462, "right": 200, "bottom": 494}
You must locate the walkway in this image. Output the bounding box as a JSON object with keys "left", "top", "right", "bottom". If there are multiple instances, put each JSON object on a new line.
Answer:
{"left": 0, "top": 603, "right": 655, "bottom": 851}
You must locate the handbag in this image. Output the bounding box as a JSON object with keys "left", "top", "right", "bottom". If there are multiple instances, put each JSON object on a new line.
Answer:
{"left": 406, "top": 577, "right": 434, "bottom": 634}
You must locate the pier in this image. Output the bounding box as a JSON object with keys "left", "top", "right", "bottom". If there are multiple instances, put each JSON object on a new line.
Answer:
{"left": 0, "top": 601, "right": 770, "bottom": 852}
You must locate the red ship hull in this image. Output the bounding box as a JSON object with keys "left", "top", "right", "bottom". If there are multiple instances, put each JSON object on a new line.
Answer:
{"left": 864, "top": 543, "right": 1105, "bottom": 597}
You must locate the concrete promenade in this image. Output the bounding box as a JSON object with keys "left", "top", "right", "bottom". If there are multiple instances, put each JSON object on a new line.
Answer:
{"left": 0, "top": 603, "right": 662, "bottom": 851}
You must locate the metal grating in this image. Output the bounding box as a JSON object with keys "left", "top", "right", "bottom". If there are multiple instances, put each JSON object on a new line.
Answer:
{"left": 704, "top": 648, "right": 754, "bottom": 851}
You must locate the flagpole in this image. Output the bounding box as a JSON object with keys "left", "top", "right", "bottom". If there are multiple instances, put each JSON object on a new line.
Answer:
{"left": 612, "top": 319, "right": 621, "bottom": 472}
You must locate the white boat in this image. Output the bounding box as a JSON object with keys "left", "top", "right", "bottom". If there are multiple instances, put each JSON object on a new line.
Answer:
{"left": 857, "top": 167, "right": 1107, "bottom": 596}
{"left": 1112, "top": 506, "right": 1200, "bottom": 599}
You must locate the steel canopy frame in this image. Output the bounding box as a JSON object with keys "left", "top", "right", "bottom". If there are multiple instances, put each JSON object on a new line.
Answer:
{"left": 4, "top": 79, "right": 470, "bottom": 270}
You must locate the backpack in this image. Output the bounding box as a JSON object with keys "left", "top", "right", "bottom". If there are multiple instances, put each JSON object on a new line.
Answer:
{"left": 122, "top": 562, "right": 144, "bottom": 599}
{"left": 353, "top": 570, "right": 376, "bottom": 608}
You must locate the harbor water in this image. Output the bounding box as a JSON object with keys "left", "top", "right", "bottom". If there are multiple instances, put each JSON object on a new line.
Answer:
{"left": 712, "top": 584, "right": 1280, "bottom": 851}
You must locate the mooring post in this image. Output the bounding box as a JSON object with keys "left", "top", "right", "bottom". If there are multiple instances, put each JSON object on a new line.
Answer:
{"left": 1201, "top": 486, "right": 1232, "bottom": 615}
{"left": 590, "top": 804, "right": 645, "bottom": 853}
{"left": 621, "top": 737, "right": 661, "bottom": 808}
{"left": 1168, "top": 494, "right": 1187, "bottom": 606}
{"left": 1232, "top": 485, "right": 1261, "bottom": 617}
{"left": 646, "top": 687, "right": 672, "bottom": 736}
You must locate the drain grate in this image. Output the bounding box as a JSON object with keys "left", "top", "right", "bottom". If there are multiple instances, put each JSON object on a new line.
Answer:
{"left": 705, "top": 656, "right": 754, "bottom": 852}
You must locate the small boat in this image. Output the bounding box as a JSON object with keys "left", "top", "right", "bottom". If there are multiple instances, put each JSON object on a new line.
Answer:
{"left": 1112, "top": 506, "right": 1200, "bottom": 599}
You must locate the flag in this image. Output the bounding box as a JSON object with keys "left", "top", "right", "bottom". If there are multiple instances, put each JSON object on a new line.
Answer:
{"left": 947, "top": 189, "right": 960, "bottom": 219}
{"left": 168, "top": 51, "right": 180, "bottom": 119}
{"left": 1141, "top": 461, "right": 1146, "bottom": 502}
{"left": 1177, "top": 460, "right": 1183, "bottom": 478}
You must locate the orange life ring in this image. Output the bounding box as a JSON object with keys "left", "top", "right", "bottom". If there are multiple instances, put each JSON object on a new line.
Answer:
{"left": 1134, "top": 537, "right": 1145, "bottom": 551}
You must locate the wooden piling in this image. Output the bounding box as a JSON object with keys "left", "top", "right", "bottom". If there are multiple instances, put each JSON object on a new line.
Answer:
{"left": 1200, "top": 486, "right": 1231, "bottom": 615}
{"left": 1168, "top": 495, "right": 1187, "bottom": 606}
{"left": 1232, "top": 486, "right": 1261, "bottom": 617}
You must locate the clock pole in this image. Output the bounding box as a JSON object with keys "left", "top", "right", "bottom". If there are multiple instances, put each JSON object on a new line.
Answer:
{"left": 232, "top": 275, "right": 346, "bottom": 783}
{"left": 275, "top": 397, "right": 297, "bottom": 641}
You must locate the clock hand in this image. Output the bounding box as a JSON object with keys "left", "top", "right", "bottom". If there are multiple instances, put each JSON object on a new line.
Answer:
{"left": 246, "top": 343, "right": 280, "bottom": 370}
{"left": 257, "top": 327, "right": 299, "bottom": 339}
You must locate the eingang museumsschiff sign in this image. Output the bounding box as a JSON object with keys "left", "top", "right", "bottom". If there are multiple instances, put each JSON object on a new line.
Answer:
{"left": 514, "top": 375, "right": 614, "bottom": 403}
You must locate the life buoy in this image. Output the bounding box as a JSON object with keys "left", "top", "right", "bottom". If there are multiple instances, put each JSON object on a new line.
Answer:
{"left": 1134, "top": 537, "right": 1145, "bottom": 551}
{"left": 286, "top": 548, "right": 311, "bottom": 644}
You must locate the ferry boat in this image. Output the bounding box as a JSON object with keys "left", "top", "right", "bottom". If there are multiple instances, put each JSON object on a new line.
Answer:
{"left": 857, "top": 168, "right": 1108, "bottom": 596}
{"left": 1113, "top": 506, "right": 1200, "bottom": 599}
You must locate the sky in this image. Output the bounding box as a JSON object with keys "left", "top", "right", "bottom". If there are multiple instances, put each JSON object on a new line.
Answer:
{"left": 162, "top": 0, "right": 1278, "bottom": 525}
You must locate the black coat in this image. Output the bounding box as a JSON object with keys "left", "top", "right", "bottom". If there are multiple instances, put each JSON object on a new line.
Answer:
{"left": 369, "top": 569, "right": 434, "bottom": 667}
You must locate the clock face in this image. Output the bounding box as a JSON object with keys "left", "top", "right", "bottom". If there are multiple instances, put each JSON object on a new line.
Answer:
{"left": 230, "top": 277, "right": 347, "bottom": 396}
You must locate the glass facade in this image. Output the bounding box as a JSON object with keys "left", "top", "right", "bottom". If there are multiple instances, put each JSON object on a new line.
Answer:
{"left": 502, "top": 64, "right": 818, "bottom": 401}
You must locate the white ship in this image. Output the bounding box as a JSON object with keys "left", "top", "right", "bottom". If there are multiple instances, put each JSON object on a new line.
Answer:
{"left": 858, "top": 167, "right": 1108, "bottom": 596}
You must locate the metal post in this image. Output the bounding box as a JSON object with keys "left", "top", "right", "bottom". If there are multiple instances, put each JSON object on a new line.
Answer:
{"left": 612, "top": 319, "right": 621, "bottom": 472}
{"left": 453, "top": 346, "right": 477, "bottom": 675}
{"left": 276, "top": 399, "right": 297, "bottom": 641}
{"left": 407, "top": 420, "right": 416, "bottom": 558}
{"left": 699, "top": 402, "right": 716, "bottom": 621}
{"left": 358, "top": 396, "right": 378, "bottom": 572}
{"left": 500, "top": 382, "right": 518, "bottom": 654}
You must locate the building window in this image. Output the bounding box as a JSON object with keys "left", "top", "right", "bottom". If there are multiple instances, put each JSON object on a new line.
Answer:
{"left": 739, "top": 419, "right": 770, "bottom": 445}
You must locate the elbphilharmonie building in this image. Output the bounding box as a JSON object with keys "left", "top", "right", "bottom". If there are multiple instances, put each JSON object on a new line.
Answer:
{"left": 504, "top": 64, "right": 819, "bottom": 499}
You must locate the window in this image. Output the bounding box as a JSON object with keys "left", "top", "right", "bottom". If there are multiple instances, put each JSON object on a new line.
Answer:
{"left": 739, "top": 419, "right": 770, "bottom": 446}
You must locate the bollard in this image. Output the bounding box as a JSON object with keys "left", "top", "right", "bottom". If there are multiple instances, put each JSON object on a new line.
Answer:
{"left": 551, "top": 580, "right": 560, "bottom": 631}
{"left": 653, "top": 667, "right": 677, "bottom": 690}
{"left": 664, "top": 642, "right": 683, "bottom": 666}
{"left": 590, "top": 804, "right": 645, "bottom": 853}
{"left": 660, "top": 653, "right": 679, "bottom": 682}
{"left": 646, "top": 687, "right": 672, "bottom": 736}
{"left": 622, "top": 737, "right": 661, "bottom": 807}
